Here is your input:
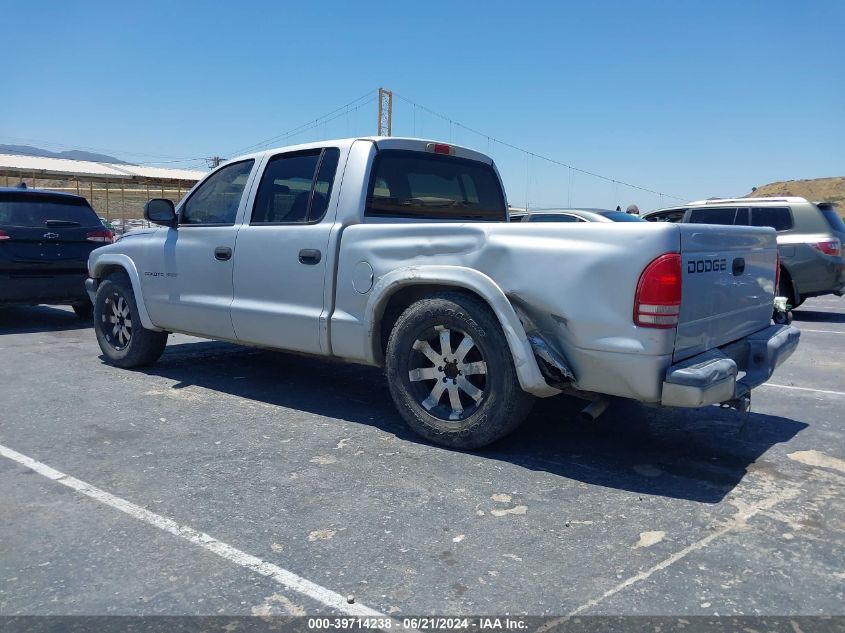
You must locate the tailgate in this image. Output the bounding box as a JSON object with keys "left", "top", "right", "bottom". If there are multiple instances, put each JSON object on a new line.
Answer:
{"left": 674, "top": 224, "right": 776, "bottom": 362}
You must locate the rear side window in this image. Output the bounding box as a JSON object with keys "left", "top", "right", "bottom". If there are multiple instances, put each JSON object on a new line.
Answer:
{"left": 251, "top": 148, "right": 340, "bottom": 224}
{"left": 366, "top": 150, "right": 506, "bottom": 221}
{"left": 182, "top": 160, "right": 254, "bottom": 225}
{"left": 0, "top": 193, "right": 99, "bottom": 227}
{"left": 751, "top": 207, "right": 793, "bottom": 231}
{"left": 688, "top": 207, "right": 739, "bottom": 225}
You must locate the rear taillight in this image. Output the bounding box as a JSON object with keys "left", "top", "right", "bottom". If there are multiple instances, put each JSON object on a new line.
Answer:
{"left": 811, "top": 239, "right": 841, "bottom": 257}
{"left": 0, "top": 230, "right": 9, "bottom": 241}
{"left": 86, "top": 229, "right": 113, "bottom": 243}
{"left": 634, "top": 253, "right": 682, "bottom": 329}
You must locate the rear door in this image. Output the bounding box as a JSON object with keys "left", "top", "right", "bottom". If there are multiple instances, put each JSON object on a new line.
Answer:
{"left": 230, "top": 147, "right": 342, "bottom": 354}
{"left": 674, "top": 224, "right": 777, "bottom": 361}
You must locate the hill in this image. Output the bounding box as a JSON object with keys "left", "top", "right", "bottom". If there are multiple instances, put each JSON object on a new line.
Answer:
{"left": 745, "top": 176, "right": 845, "bottom": 212}
{"left": 0, "top": 144, "right": 126, "bottom": 164}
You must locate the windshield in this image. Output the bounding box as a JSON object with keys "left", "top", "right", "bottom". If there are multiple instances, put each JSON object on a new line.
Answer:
{"left": 0, "top": 193, "right": 99, "bottom": 227}
{"left": 600, "top": 211, "right": 646, "bottom": 222}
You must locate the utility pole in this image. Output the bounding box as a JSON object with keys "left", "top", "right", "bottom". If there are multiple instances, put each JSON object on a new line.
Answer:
{"left": 378, "top": 88, "right": 393, "bottom": 136}
{"left": 209, "top": 156, "right": 222, "bottom": 168}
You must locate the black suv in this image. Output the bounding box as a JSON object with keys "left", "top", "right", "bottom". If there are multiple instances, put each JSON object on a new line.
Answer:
{"left": 0, "top": 187, "right": 113, "bottom": 318}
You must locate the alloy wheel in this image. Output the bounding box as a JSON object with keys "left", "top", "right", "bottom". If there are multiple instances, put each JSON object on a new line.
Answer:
{"left": 407, "top": 325, "right": 487, "bottom": 421}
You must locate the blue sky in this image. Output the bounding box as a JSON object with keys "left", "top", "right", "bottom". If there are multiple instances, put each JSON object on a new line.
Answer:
{"left": 2, "top": 0, "right": 843, "bottom": 210}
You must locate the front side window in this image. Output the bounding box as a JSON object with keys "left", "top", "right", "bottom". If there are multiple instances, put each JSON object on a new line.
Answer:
{"left": 181, "top": 160, "right": 254, "bottom": 225}
{"left": 751, "top": 207, "right": 793, "bottom": 231}
{"left": 366, "top": 150, "right": 506, "bottom": 221}
{"left": 251, "top": 148, "right": 340, "bottom": 224}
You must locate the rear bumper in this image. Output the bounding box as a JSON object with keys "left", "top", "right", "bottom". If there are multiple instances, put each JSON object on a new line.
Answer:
{"left": 661, "top": 324, "right": 800, "bottom": 408}
{"left": 0, "top": 271, "right": 89, "bottom": 305}
{"left": 85, "top": 277, "right": 98, "bottom": 303}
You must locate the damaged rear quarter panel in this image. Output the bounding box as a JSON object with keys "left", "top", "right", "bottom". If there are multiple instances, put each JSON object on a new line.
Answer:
{"left": 330, "top": 221, "right": 682, "bottom": 401}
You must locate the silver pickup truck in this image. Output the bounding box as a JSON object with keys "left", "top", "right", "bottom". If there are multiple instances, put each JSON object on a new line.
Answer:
{"left": 86, "top": 137, "right": 799, "bottom": 448}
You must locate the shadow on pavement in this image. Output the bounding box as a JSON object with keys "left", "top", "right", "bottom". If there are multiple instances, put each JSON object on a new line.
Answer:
{"left": 0, "top": 305, "right": 92, "bottom": 334}
{"left": 130, "top": 340, "right": 807, "bottom": 505}
{"left": 792, "top": 309, "right": 845, "bottom": 324}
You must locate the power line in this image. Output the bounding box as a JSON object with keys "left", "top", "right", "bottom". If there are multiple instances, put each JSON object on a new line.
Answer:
{"left": 392, "top": 92, "right": 687, "bottom": 202}
{"left": 226, "top": 90, "right": 377, "bottom": 157}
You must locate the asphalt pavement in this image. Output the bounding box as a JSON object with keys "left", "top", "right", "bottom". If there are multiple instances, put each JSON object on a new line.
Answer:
{"left": 0, "top": 297, "right": 843, "bottom": 617}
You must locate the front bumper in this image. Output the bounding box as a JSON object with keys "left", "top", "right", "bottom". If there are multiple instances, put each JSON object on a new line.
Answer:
{"left": 661, "top": 324, "right": 800, "bottom": 408}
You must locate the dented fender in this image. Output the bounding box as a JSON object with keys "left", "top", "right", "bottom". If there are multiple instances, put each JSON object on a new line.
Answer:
{"left": 364, "top": 265, "right": 561, "bottom": 397}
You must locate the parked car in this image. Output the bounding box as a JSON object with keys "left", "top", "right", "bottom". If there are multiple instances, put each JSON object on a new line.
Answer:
{"left": 643, "top": 197, "right": 845, "bottom": 308}
{"left": 86, "top": 137, "right": 798, "bottom": 449}
{"left": 1, "top": 187, "right": 113, "bottom": 318}
{"left": 509, "top": 208, "right": 646, "bottom": 223}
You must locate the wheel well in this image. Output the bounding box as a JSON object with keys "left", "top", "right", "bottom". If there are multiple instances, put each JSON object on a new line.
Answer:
{"left": 96, "top": 264, "right": 129, "bottom": 282}
{"left": 779, "top": 264, "right": 797, "bottom": 301}
{"left": 376, "top": 284, "right": 496, "bottom": 363}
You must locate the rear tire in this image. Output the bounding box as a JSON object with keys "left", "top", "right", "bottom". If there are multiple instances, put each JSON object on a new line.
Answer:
{"left": 778, "top": 268, "right": 802, "bottom": 309}
{"left": 94, "top": 273, "right": 167, "bottom": 368}
{"left": 385, "top": 292, "right": 534, "bottom": 449}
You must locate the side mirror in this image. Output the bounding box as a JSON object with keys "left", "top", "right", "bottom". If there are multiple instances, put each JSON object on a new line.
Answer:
{"left": 144, "top": 198, "right": 177, "bottom": 227}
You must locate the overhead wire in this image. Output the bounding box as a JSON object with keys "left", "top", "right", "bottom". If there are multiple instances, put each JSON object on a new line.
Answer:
{"left": 392, "top": 92, "right": 686, "bottom": 202}
{"left": 225, "top": 90, "right": 377, "bottom": 157}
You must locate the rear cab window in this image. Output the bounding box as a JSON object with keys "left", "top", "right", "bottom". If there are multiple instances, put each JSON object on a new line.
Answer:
{"left": 365, "top": 150, "right": 506, "bottom": 221}
{"left": 0, "top": 192, "right": 100, "bottom": 227}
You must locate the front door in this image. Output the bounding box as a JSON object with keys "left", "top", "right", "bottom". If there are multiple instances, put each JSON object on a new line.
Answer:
{"left": 231, "top": 147, "right": 341, "bottom": 354}
{"left": 147, "top": 159, "right": 256, "bottom": 340}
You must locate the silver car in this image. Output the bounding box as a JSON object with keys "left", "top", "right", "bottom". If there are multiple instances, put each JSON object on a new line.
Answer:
{"left": 643, "top": 197, "right": 845, "bottom": 307}
{"left": 509, "top": 208, "right": 646, "bottom": 223}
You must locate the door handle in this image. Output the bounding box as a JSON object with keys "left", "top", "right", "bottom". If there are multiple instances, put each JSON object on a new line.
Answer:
{"left": 298, "top": 249, "right": 322, "bottom": 265}
{"left": 214, "top": 246, "right": 232, "bottom": 261}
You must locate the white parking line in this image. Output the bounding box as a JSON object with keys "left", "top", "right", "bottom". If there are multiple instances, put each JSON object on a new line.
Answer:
{"left": 760, "top": 384, "right": 845, "bottom": 397}
{"left": 797, "top": 329, "right": 845, "bottom": 334}
{"left": 0, "top": 442, "right": 384, "bottom": 617}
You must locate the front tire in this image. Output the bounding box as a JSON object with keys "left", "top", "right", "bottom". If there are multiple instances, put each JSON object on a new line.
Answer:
{"left": 94, "top": 273, "right": 168, "bottom": 368}
{"left": 385, "top": 292, "right": 534, "bottom": 449}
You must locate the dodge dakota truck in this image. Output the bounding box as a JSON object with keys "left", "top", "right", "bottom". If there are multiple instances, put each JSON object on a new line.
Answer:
{"left": 86, "top": 137, "right": 800, "bottom": 448}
